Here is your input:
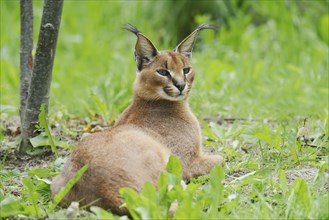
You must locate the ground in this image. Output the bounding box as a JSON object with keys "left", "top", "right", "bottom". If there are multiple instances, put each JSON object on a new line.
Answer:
{"left": 1, "top": 113, "right": 328, "bottom": 219}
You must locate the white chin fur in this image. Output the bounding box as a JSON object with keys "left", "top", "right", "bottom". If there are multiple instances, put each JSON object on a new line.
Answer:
{"left": 158, "top": 89, "right": 186, "bottom": 101}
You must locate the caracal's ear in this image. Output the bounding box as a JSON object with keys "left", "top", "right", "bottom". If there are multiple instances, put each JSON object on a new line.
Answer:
{"left": 174, "top": 24, "right": 218, "bottom": 59}
{"left": 123, "top": 24, "right": 159, "bottom": 71}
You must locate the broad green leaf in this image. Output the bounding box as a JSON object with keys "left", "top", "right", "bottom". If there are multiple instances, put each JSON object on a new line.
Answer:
{"left": 166, "top": 155, "right": 182, "bottom": 178}
{"left": 157, "top": 172, "right": 169, "bottom": 203}
{"left": 141, "top": 182, "right": 156, "bottom": 203}
{"left": 174, "top": 197, "right": 204, "bottom": 220}
{"left": 286, "top": 178, "right": 310, "bottom": 219}
{"left": 0, "top": 197, "right": 24, "bottom": 218}
{"left": 90, "top": 206, "right": 116, "bottom": 219}
{"left": 38, "top": 104, "right": 48, "bottom": 129}
{"left": 30, "top": 133, "right": 73, "bottom": 150}
{"left": 135, "top": 207, "right": 150, "bottom": 220}
{"left": 119, "top": 187, "right": 142, "bottom": 219}
{"left": 22, "top": 178, "right": 41, "bottom": 218}
{"left": 119, "top": 188, "right": 140, "bottom": 204}
{"left": 29, "top": 133, "right": 50, "bottom": 148}
{"left": 207, "top": 165, "right": 225, "bottom": 217}
{"left": 49, "top": 164, "right": 89, "bottom": 213}
{"left": 253, "top": 125, "right": 273, "bottom": 146}
{"left": 209, "top": 165, "right": 225, "bottom": 187}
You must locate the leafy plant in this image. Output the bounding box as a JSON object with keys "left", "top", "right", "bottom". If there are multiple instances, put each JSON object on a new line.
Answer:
{"left": 90, "top": 206, "right": 117, "bottom": 220}
{"left": 0, "top": 164, "right": 89, "bottom": 218}
{"left": 22, "top": 177, "right": 44, "bottom": 218}
{"left": 27, "top": 104, "right": 75, "bottom": 155}
{"left": 119, "top": 155, "right": 226, "bottom": 219}
{"left": 38, "top": 104, "right": 59, "bottom": 157}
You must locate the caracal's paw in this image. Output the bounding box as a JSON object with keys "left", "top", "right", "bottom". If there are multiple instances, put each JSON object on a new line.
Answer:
{"left": 207, "top": 154, "right": 225, "bottom": 167}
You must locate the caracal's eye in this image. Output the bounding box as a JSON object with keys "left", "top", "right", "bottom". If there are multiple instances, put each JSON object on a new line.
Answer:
{"left": 183, "top": 67, "right": 191, "bottom": 75}
{"left": 157, "top": 69, "right": 170, "bottom": 77}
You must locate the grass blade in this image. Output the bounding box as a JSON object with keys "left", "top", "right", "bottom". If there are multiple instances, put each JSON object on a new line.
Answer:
{"left": 22, "top": 178, "right": 41, "bottom": 218}
{"left": 49, "top": 164, "right": 89, "bottom": 213}
{"left": 38, "top": 104, "right": 58, "bottom": 157}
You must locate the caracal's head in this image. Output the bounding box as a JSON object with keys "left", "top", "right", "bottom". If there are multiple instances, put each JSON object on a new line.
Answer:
{"left": 124, "top": 24, "right": 217, "bottom": 102}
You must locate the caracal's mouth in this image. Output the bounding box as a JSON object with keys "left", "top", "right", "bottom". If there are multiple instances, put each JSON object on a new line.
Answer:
{"left": 159, "top": 88, "right": 187, "bottom": 101}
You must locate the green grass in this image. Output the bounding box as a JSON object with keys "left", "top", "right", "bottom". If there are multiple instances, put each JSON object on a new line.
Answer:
{"left": 1, "top": 1, "right": 327, "bottom": 119}
{"left": 0, "top": 0, "right": 328, "bottom": 219}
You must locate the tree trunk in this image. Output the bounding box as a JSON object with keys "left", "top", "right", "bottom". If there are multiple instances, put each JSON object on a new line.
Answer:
{"left": 20, "top": 0, "right": 64, "bottom": 153}
{"left": 20, "top": 0, "right": 33, "bottom": 125}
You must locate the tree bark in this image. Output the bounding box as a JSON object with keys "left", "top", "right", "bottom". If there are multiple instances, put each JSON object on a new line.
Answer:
{"left": 20, "top": 0, "right": 64, "bottom": 153}
{"left": 20, "top": 0, "right": 33, "bottom": 125}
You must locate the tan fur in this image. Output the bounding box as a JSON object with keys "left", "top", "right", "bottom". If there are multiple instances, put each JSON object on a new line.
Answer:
{"left": 51, "top": 25, "right": 224, "bottom": 216}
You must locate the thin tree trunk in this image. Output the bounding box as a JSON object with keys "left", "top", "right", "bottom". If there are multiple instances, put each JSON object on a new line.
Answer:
{"left": 20, "top": 0, "right": 64, "bottom": 153}
{"left": 20, "top": 0, "right": 33, "bottom": 124}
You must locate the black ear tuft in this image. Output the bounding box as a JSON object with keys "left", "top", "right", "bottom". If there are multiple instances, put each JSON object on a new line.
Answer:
{"left": 124, "top": 24, "right": 159, "bottom": 71}
{"left": 174, "top": 24, "right": 218, "bottom": 59}
{"left": 195, "top": 24, "right": 219, "bottom": 32}
{"left": 122, "top": 23, "right": 141, "bottom": 35}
